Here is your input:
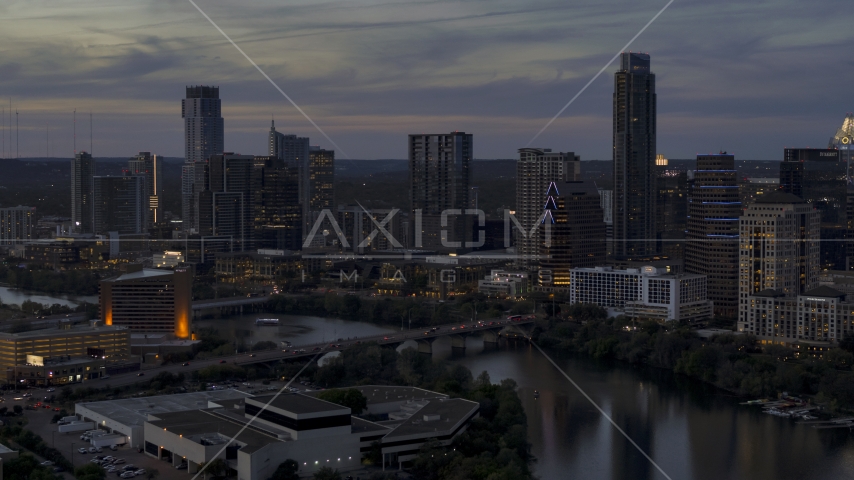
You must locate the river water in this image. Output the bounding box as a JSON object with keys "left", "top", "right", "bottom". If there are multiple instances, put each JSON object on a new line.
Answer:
{"left": 0, "top": 286, "right": 97, "bottom": 308}
{"left": 201, "top": 314, "right": 854, "bottom": 480}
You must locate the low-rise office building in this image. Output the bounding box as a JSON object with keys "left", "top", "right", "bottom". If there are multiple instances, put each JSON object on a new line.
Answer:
{"left": 143, "top": 386, "right": 478, "bottom": 479}
{"left": 75, "top": 390, "right": 254, "bottom": 448}
{"left": 570, "top": 266, "right": 713, "bottom": 321}
{"left": 477, "top": 270, "right": 530, "bottom": 297}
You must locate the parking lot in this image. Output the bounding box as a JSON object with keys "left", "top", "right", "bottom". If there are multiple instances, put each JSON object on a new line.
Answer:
{"left": 12, "top": 391, "right": 191, "bottom": 480}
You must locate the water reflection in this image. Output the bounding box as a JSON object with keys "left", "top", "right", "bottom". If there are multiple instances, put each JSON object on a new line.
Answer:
{"left": 197, "top": 315, "right": 854, "bottom": 480}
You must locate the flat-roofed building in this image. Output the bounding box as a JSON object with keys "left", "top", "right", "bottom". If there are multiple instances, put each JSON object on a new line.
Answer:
{"left": 0, "top": 206, "right": 35, "bottom": 246}
{"left": 0, "top": 324, "right": 130, "bottom": 385}
{"left": 570, "top": 265, "right": 713, "bottom": 321}
{"left": 100, "top": 265, "right": 193, "bottom": 338}
{"left": 141, "top": 386, "right": 478, "bottom": 479}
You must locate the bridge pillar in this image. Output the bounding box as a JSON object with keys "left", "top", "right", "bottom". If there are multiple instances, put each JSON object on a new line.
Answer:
{"left": 481, "top": 329, "right": 500, "bottom": 345}
{"left": 449, "top": 333, "right": 468, "bottom": 353}
{"left": 415, "top": 338, "right": 435, "bottom": 355}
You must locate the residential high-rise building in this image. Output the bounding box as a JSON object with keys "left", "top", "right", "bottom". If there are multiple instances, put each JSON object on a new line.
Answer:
{"left": 538, "top": 179, "right": 606, "bottom": 290}
{"left": 613, "top": 52, "right": 657, "bottom": 257}
{"left": 71, "top": 151, "right": 95, "bottom": 234}
{"left": 183, "top": 86, "right": 223, "bottom": 162}
{"left": 128, "top": 151, "right": 163, "bottom": 228}
{"left": 779, "top": 147, "right": 847, "bottom": 270}
{"left": 515, "top": 148, "right": 580, "bottom": 270}
{"left": 254, "top": 156, "right": 302, "bottom": 251}
{"left": 182, "top": 86, "right": 224, "bottom": 233}
{"left": 269, "top": 121, "right": 310, "bottom": 236}
{"left": 409, "top": 132, "right": 472, "bottom": 251}
{"left": 737, "top": 192, "right": 820, "bottom": 336}
{"left": 92, "top": 176, "right": 147, "bottom": 235}
{"left": 337, "top": 205, "right": 404, "bottom": 254}
{"left": 197, "top": 154, "right": 255, "bottom": 250}
{"left": 308, "top": 147, "right": 335, "bottom": 224}
{"left": 655, "top": 157, "right": 687, "bottom": 260}
{"left": 685, "top": 154, "right": 741, "bottom": 317}
{"left": 0, "top": 206, "right": 35, "bottom": 245}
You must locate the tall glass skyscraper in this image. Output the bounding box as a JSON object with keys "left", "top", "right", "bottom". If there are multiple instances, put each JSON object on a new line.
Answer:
{"left": 71, "top": 151, "right": 95, "bottom": 233}
{"left": 613, "top": 52, "right": 656, "bottom": 257}
{"left": 182, "top": 86, "right": 224, "bottom": 232}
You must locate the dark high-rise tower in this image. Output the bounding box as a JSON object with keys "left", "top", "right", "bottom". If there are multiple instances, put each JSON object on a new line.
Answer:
{"left": 685, "top": 154, "right": 741, "bottom": 317}
{"left": 613, "top": 52, "right": 657, "bottom": 257}
{"left": 182, "top": 86, "right": 224, "bottom": 233}
{"left": 254, "top": 156, "right": 302, "bottom": 251}
{"left": 308, "top": 147, "right": 335, "bottom": 217}
{"left": 71, "top": 151, "right": 95, "bottom": 233}
{"left": 92, "top": 176, "right": 147, "bottom": 235}
{"left": 182, "top": 86, "right": 223, "bottom": 162}
{"left": 268, "top": 121, "right": 310, "bottom": 237}
{"left": 409, "top": 132, "right": 472, "bottom": 251}
{"left": 128, "top": 152, "right": 163, "bottom": 228}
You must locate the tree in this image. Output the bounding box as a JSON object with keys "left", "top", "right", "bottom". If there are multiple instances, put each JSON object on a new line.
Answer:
{"left": 74, "top": 463, "right": 106, "bottom": 480}
{"left": 268, "top": 460, "right": 299, "bottom": 480}
{"left": 316, "top": 388, "right": 367, "bottom": 415}
{"left": 312, "top": 467, "right": 341, "bottom": 480}
{"left": 146, "top": 469, "right": 160, "bottom": 480}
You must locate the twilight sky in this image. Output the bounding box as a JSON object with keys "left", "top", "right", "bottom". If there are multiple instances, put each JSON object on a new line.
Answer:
{"left": 1, "top": 0, "right": 852, "bottom": 160}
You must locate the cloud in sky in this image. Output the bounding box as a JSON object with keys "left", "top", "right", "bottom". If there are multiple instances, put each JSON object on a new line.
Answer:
{"left": 0, "top": 0, "right": 852, "bottom": 159}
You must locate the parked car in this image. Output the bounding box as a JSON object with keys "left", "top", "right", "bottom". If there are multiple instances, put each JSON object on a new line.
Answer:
{"left": 96, "top": 447, "right": 103, "bottom": 453}
{"left": 46, "top": 387, "right": 55, "bottom": 392}
{"left": 120, "top": 472, "right": 135, "bottom": 479}
{"left": 110, "top": 445, "right": 118, "bottom": 451}
{"left": 134, "top": 469, "right": 145, "bottom": 476}
{"left": 112, "top": 459, "right": 125, "bottom": 464}
{"left": 88, "top": 447, "right": 97, "bottom": 453}
{"left": 78, "top": 448, "right": 88, "bottom": 454}
{"left": 175, "top": 463, "right": 188, "bottom": 470}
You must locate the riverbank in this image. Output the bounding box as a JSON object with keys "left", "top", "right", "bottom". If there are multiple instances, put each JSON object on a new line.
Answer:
{"left": 532, "top": 313, "right": 854, "bottom": 412}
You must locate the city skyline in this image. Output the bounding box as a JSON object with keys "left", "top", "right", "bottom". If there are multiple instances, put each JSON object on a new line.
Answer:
{"left": 0, "top": 1, "right": 851, "bottom": 160}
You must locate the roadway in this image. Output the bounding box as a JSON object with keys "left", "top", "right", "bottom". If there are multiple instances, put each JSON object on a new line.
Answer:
{"left": 89, "top": 317, "right": 536, "bottom": 388}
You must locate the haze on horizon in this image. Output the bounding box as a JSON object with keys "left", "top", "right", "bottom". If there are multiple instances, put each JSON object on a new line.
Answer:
{"left": 0, "top": 0, "right": 851, "bottom": 160}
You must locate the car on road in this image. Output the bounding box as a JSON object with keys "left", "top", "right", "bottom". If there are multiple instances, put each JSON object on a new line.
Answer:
{"left": 137, "top": 372, "right": 144, "bottom": 376}
{"left": 219, "top": 360, "right": 227, "bottom": 364}
{"left": 78, "top": 448, "right": 88, "bottom": 454}
{"left": 249, "top": 354, "right": 256, "bottom": 357}
{"left": 46, "top": 387, "right": 55, "bottom": 392}
{"left": 53, "top": 407, "right": 60, "bottom": 411}
{"left": 312, "top": 347, "right": 320, "bottom": 351}
{"left": 13, "top": 397, "right": 22, "bottom": 400}
{"left": 182, "top": 362, "right": 190, "bottom": 366}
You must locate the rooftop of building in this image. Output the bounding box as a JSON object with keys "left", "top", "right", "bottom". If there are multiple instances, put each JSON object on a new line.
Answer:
{"left": 103, "top": 268, "right": 174, "bottom": 282}
{"left": 382, "top": 398, "right": 479, "bottom": 440}
{"left": 248, "top": 393, "right": 349, "bottom": 415}
{"left": 753, "top": 289, "right": 786, "bottom": 298}
{"left": 753, "top": 192, "right": 805, "bottom": 204}
{"left": 351, "top": 417, "right": 392, "bottom": 435}
{"left": 303, "top": 386, "right": 447, "bottom": 407}
{"left": 0, "top": 324, "right": 127, "bottom": 340}
{"left": 77, "top": 390, "right": 253, "bottom": 427}
{"left": 148, "top": 409, "right": 283, "bottom": 454}
{"left": 0, "top": 443, "right": 16, "bottom": 454}
{"left": 802, "top": 286, "right": 846, "bottom": 299}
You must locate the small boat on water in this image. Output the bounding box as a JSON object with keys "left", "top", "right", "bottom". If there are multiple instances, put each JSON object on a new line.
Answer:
{"left": 255, "top": 318, "right": 280, "bottom": 326}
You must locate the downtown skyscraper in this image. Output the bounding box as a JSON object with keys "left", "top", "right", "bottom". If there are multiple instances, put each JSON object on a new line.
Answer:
{"left": 613, "top": 52, "right": 657, "bottom": 257}
{"left": 182, "top": 86, "right": 224, "bottom": 232}
{"left": 71, "top": 151, "right": 95, "bottom": 233}
{"left": 127, "top": 151, "right": 163, "bottom": 228}
{"left": 269, "top": 121, "right": 311, "bottom": 236}
{"left": 409, "top": 132, "right": 472, "bottom": 251}
{"left": 515, "top": 148, "right": 580, "bottom": 270}
{"left": 685, "top": 154, "right": 741, "bottom": 317}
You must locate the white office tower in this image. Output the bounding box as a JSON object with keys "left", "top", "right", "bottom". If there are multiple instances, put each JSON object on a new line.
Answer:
{"left": 515, "top": 148, "right": 580, "bottom": 270}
